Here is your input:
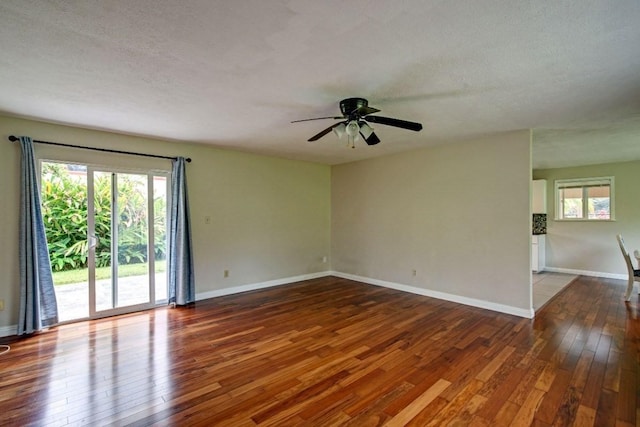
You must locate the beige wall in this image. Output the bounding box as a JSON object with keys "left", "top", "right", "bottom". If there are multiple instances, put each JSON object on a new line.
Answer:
{"left": 0, "top": 116, "right": 331, "bottom": 330}
{"left": 331, "top": 131, "right": 532, "bottom": 312}
{"left": 0, "top": 115, "right": 535, "bottom": 331}
{"left": 534, "top": 160, "right": 640, "bottom": 276}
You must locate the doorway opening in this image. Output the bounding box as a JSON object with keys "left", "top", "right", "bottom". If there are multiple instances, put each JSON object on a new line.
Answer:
{"left": 41, "top": 161, "right": 170, "bottom": 322}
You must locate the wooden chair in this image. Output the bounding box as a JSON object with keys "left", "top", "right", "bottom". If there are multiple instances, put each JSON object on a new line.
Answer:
{"left": 616, "top": 234, "right": 640, "bottom": 301}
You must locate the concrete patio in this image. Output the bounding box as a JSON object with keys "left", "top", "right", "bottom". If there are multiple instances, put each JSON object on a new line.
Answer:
{"left": 54, "top": 273, "right": 167, "bottom": 322}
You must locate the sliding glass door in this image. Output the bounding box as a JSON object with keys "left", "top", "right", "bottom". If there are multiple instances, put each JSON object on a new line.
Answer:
{"left": 42, "top": 162, "right": 169, "bottom": 321}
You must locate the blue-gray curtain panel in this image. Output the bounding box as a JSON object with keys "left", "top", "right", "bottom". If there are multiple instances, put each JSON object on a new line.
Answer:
{"left": 18, "top": 136, "right": 59, "bottom": 334}
{"left": 168, "top": 157, "right": 195, "bottom": 305}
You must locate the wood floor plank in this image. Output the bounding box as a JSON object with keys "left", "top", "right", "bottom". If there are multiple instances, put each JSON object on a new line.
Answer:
{"left": 535, "top": 368, "right": 573, "bottom": 424}
{"left": 424, "top": 379, "right": 486, "bottom": 427}
{"left": 384, "top": 378, "right": 451, "bottom": 427}
{"left": 340, "top": 381, "right": 409, "bottom": 427}
{"left": 511, "top": 387, "right": 547, "bottom": 427}
{"left": 0, "top": 275, "right": 637, "bottom": 425}
{"left": 572, "top": 404, "right": 596, "bottom": 427}
{"left": 617, "top": 367, "right": 637, "bottom": 423}
{"left": 492, "top": 400, "right": 522, "bottom": 427}
{"left": 475, "top": 345, "right": 516, "bottom": 382}
{"left": 476, "top": 365, "right": 527, "bottom": 420}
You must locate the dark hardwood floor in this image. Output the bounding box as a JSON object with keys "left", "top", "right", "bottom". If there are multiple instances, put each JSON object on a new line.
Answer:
{"left": 0, "top": 275, "right": 637, "bottom": 426}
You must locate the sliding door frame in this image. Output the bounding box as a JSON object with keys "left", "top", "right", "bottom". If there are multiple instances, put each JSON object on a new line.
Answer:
{"left": 40, "top": 158, "right": 171, "bottom": 323}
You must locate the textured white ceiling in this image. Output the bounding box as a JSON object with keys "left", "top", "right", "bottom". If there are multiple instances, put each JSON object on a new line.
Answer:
{"left": 1, "top": 0, "right": 639, "bottom": 168}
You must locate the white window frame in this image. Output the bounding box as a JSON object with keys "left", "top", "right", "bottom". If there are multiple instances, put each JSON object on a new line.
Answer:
{"left": 554, "top": 177, "right": 615, "bottom": 221}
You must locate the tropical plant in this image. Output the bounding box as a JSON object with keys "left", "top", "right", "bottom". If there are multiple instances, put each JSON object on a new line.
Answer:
{"left": 41, "top": 163, "right": 167, "bottom": 271}
{"left": 41, "top": 163, "right": 89, "bottom": 271}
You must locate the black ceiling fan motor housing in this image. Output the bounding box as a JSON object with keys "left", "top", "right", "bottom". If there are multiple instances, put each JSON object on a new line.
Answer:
{"left": 339, "top": 98, "right": 369, "bottom": 116}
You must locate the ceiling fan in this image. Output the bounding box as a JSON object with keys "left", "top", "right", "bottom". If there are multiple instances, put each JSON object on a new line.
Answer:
{"left": 291, "top": 97, "right": 423, "bottom": 147}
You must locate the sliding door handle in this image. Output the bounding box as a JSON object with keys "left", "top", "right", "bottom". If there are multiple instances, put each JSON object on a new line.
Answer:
{"left": 89, "top": 235, "right": 100, "bottom": 249}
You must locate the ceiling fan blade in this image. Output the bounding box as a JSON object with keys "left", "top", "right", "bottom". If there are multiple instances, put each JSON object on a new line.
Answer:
{"left": 291, "top": 116, "right": 343, "bottom": 123}
{"left": 355, "top": 106, "right": 381, "bottom": 116}
{"left": 365, "top": 115, "right": 423, "bottom": 132}
{"left": 361, "top": 131, "right": 381, "bottom": 145}
{"left": 308, "top": 122, "right": 345, "bottom": 141}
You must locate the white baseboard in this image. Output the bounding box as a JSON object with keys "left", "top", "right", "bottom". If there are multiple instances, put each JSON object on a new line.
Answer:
{"left": 543, "top": 267, "right": 626, "bottom": 280}
{"left": 0, "top": 325, "right": 17, "bottom": 338}
{"left": 330, "top": 271, "right": 535, "bottom": 319}
{"left": 195, "top": 271, "right": 333, "bottom": 301}
{"left": 1, "top": 268, "right": 542, "bottom": 337}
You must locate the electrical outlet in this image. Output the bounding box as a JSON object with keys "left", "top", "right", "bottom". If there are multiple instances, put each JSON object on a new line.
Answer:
{"left": 0, "top": 299, "right": 4, "bottom": 311}
{"left": 412, "top": 269, "right": 417, "bottom": 277}
{"left": 322, "top": 256, "right": 327, "bottom": 263}
{"left": 224, "top": 269, "right": 229, "bottom": 278}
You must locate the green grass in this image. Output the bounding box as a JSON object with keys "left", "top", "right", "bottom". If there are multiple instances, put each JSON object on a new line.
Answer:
{"left": 53, "top": 260, "right": 166, "bottom": 285}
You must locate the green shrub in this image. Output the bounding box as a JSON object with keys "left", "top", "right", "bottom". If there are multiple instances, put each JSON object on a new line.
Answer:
{"left": 41, "top": 163, "right": 166, "bottom": 271}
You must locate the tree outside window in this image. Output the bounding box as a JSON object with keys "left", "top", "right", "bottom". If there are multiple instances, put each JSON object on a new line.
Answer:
{"left": 556, "top": 177, "right": 613, "bottom": 221}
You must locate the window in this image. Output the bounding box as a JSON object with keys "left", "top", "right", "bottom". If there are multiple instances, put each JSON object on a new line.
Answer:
{"left": 555, "top": 177, "right": 614, "bottom": 220}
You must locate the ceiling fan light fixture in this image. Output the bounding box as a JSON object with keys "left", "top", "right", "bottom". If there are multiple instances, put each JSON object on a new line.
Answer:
{"left": 333, "top": 123, "right": 346, "bottom": 139}
{"left": 346, "top": 120, "right": 360, "bottom": 141}
{"left": 359, "top": 122, "right": 374, "bottom": 139}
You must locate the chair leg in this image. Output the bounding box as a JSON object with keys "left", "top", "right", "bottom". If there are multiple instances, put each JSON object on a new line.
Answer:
{"left": 624, "top": 277, "right": 634, "bottom": 301}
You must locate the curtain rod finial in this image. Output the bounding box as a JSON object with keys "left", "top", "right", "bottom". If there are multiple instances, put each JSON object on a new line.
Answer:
{"left": 186, "top": 158, "right": 192, "bottom": 163}
{"left": 8, "top": 135, "right": 18, "bottom": 142}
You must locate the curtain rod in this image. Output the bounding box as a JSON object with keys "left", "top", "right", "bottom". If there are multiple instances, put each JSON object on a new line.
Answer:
{"left": 8, "top": 135, "right": 192, "bottom": 163}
